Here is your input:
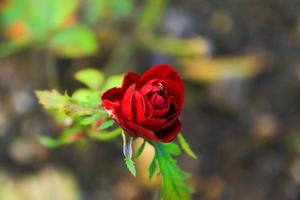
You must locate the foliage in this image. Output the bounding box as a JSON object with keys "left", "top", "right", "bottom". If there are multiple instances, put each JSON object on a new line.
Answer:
{"left": 150, "top": 142, "right": 193, "bottom": 200}
{"left": 35, "top": 68, "right": 123, "bottom": 147}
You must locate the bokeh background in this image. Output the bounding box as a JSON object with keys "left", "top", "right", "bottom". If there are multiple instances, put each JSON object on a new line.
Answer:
{"left": 1, "top": 0, "right": 300, "bottom": 199}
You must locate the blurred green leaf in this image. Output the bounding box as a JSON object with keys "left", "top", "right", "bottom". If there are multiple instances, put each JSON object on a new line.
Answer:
{"left": 124, "top": 156, "right": 136, "bottom": 177}
{"left": 80, "top": 113, "right": 101, "bottom": 125}
{"left": 75, "top": 68, "right": 104, "bottom": 90}
{"left": 1, "top": 0, "right": 79, "bottom": 43}
{"left": 98, "top": 120, "right": 115, "bottom": 130}
{"left": 101, "top": 74, "right": 124, "bottom": 91}
{"left": 72, "top": 89, "right": 100, "bottom": 107}
{"left": 89, "top": 128, "right": 122, "bottom": 141}
{"left": 49, "top": 26, "right": 98, "bottom": 58}
{"left": 64, "top": 101, "right": 104, "bottom": 117}
{"left": 164, "top": 142, "right": 182, "bottom": 156}
{"left": 151, "top": 142, "right": 193, "bottom": 200}
{"left": 84, "top": 0, "right": 133, "bottom": 24}
{"left": 38, "top": 136, "right": 70, "bottom": 148}
{"left": 35, "top": 90, "right": 69, "bottom": 110}
{"left": 178, "top": 134, "right": 197, "bottom": 159}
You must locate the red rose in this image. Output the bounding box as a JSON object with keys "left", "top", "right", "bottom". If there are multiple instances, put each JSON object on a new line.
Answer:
{"left": 101, "top": 64, "right": 184, "bottom": 142}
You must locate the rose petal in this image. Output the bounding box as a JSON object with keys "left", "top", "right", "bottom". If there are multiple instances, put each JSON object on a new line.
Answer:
{"left": 133, "top": 91, "right": 146, "bottom": 123}
{"left": 101, "top": 87, "right": 122, "bottom": 111}
{"left": 139, "top": 64, "right": 176, "bottom": 86}
{"left": 154, "top": 119, "right": 182, "bottom": 142}
{"left": 122, "top": 72, "right": 140, "bottom": 93}
{"left": 121, "top": 84, "right": 135, "bottom": 120}
{"left": 125, "top": 121, "right": 159, "bottom": 141}
{"left": 163, "top": 79, "right": 184, "bottom": 108}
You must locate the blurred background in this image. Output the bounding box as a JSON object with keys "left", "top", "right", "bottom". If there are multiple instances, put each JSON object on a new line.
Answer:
{"left": 1, "top": 0, "right": 300, "bottom": 199}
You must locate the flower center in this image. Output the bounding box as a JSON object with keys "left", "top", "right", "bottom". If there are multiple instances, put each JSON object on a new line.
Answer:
{"left": 150, "top": 93, "right": 166, "bottom": 109}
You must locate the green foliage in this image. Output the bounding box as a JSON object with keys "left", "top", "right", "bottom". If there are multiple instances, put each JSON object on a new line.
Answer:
{"left": 124, "top": 156, "right": 136, "bottom": 177}
{"left": 148, "top": 157, "right": 157, "bottom": 180}
{"left": 163, "top": 142, "right": 182, "bottom": 156}
{"left": 49, "top": 26, "right": 98, "bottom": 58}
{"left": 75, "top": 68, "right": 104, "bottom": 90}
{"left": 38, "top": 126, "right": 84, "bottom": 148}
{"left": 178, "top": 134, "right": 197, "bottom": 159}
{"left": 71, "top": 89, "right": 100, "bottom": 107}
{"left": 35, "top": 90, "right": 69, "bottom": 110}
{"left": 151, "top": 142, "right": 193, "bottom": 200}
{"left": 38, "top": 136, "right": 70, "bottom": 148}
{"left": 80, "top": 113, "right": 102, "bottom": 125}
{"left": 1, "top": 0, "right": 79, "bottom": 43}
{"left": 135, "top": 140, "right": 146, "bottom": 158}
{"left": 98, "top": 120, "right": 115, "bottom": 130}
{"left": 84, "top": 0, "right": 133, "bottom": 24}
{"left": 101, "top": 74, "right": 124, "bottom": 92}
{"left": 35, "top": 69, "right": 126, "bottom": 146}
{"left": 89, "top": 128, "right": 122, "bottom": 141}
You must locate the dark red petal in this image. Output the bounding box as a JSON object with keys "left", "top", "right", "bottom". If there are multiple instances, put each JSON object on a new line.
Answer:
{"left": 121, "top": 72, "right": 140, "bottom": 93}
{"left": 125, "top": 121, "right": 159, "bottom": 141}
{"left": 133, "top": 91, "right": 146, "bottom": 123}
{"left": 139, "top": 79, "right": 160, "bottom": 95}
{"left": 163, "top": 79, "right": 184, "bottom": 108}
{"left": 101, "top": 87, "right": 122, "bottom": 110}
{"left": 121, "top": 84, "right": 135, "bottom": 120}
{"left": 139, "top": 117, "right": 167, "bottom": 131}
{"left": 152, "top": 96, "right": 170, "bottom": 118}
{"left": 139, "top": 64, "right": 177, "bottom": 86}
{"left": 144, "top": 98, "right": 153, "bottom": 117}
{"left": 154, "top": 120, "right": 182, "bottom": 142}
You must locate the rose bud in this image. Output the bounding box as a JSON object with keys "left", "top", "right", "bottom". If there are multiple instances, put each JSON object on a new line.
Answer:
{"left": 101, "top": 64, "right": 184, "bottom": 142}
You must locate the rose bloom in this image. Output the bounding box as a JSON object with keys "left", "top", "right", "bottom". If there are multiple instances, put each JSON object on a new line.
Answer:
{"left": 101, "top": 64, "right": 184, "bottom": 142}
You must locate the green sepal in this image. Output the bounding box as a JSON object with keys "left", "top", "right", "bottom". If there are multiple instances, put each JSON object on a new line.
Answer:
{"left": 134, "top": 140, "right": 146, "bottom": 158}
{"left": 124, "top": 156, "right": 136, "bottom": 177}
{"left": 178, "top": 133, "right": 197, "bottom": 159}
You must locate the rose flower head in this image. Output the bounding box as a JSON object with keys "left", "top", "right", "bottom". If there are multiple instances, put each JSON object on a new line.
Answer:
{"left": 101, "top": 64, "right": 184, "bottom": 142}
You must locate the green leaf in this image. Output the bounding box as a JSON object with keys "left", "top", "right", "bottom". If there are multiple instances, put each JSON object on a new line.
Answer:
{"left": 135, "top": 140, "right": 146, "bottom": 158}
{"left": 178, "top": 134, "right": 197, "bottom": 159}
{"left": 74, "top": 68, "right": 104, "bottom": 90}
{"left": 35, "top": 90, "right": 69, "bottom": 110}
{"left": 64, "top": 101, "right": 105, "bottom": 117}
{"left": 98, "top": 120, "right": 115, "bottom": 130}
{"left": 38, "top": 136, "right": 69, "bottom": 148}
{"left": 72, "top": 89, "right": 100, "bottom": 107}
{"left": 148, "top": 157, "right": 157, "bottom": 180}
{"left": 84, "top": 0, "right": 133, "bottom": 24}
{"left": 124, "top": 156, "right": 136, "bottom": 177}
{"left": 151, "top": 142, "right": 193, "bottom": 200}
{"left": 49, "top": 25, "right": 98, "bottom": 58}
{"left": 80, "top": 113, "right": 101, "bottom": 125}
{"left": 164, "top": 142, "right": 182, "bottom": 156}
{"left": 101, "top": 74, "right": 124, "bottom": 91}
{"left": 89, "top": 128, "right": 122, "bottom": 141}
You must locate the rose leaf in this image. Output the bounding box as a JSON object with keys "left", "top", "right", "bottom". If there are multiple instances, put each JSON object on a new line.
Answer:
{"left": 150, "top": 142, "right": 193, "bottom": 200}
